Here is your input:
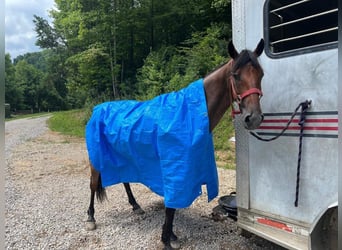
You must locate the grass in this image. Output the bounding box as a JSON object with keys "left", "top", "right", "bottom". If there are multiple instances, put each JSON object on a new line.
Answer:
{"left": 48, "top": 109, "right": 86, "bottom": 138}
{"left": 212, "top": 110, "right": 236, "bottom": 170}
{"left": 47, "top": 108, "right": 236, "bottom": 169}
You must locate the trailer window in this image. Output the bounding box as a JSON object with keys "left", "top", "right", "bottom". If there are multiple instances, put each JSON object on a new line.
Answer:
{"left": 264, "top": 0, "right": 338, "bottom": 57}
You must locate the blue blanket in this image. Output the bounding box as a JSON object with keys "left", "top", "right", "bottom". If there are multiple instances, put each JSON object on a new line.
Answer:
{"left": 85, "top": 79, "right": 218, "bottom": 208}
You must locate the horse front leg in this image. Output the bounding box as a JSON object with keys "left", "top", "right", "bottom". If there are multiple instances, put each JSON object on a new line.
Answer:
{"left": 86, "top": 188, "right": 96, "bottom": 230}
{"left": 123, "top": 183, "right": 145, "bottom": 214}
{"left": 161, "top": 208, "right": 180, "bottom": 249}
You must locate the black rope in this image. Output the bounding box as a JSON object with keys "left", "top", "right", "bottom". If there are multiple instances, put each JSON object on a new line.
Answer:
{"left": 249, "top": 101, "right": 307, "bottom": 141}
{"left": 294, "top": 100, "right": 310, "bottom": 207}
{"left": 249, "top": 100, "right": 311, "bottom": 207}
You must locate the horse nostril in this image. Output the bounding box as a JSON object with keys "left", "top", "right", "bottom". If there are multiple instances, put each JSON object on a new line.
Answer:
{"left": 261, "top": 114, "right": 264, "bottom": 122}
{"left": 245, "top": 114, "right": 251, "bottom": 123}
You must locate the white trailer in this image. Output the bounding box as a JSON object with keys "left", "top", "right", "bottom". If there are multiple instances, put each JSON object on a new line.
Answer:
{"left": 231, "top": 0, "right": 338, "bottom": 249}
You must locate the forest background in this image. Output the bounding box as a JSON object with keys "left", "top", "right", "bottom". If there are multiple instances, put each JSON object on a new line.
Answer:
{"left": 5, "top": 0, "right": 232, "bottom": 113}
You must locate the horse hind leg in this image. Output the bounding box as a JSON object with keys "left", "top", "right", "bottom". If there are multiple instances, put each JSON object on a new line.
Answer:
{"left": 162, "top": 208, "right": 180, "bottom": 249}
{"left": 86, "top": 164, "right": 107, "bottom": 231}
{"left": 123, "top": 183, "right": 144, "bottom": 214}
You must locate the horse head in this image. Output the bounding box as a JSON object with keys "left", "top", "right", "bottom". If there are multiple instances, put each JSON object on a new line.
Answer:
{"left": 228, "top": 39, "right": 265, "bottom": 130}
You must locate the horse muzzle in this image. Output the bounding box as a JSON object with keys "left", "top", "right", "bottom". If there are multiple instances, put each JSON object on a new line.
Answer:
{"left": 241, "top": 111, "right": 264, "bottom": 130}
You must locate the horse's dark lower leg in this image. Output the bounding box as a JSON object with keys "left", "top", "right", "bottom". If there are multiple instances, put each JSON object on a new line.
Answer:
{"left": 86, "top": 172, "right": 97, "bottom": 230}
{"left": 87, "top": 189, "right": 96, "bottom": 221}
{"left": 162, "top": 208, "right": 180, "bottom": 249}
{"left": 123, "top": 183, "right": 144, "bottom": 214}
{"left": 86, "top": 189, "right": 96, "bottom": 230}
{"left": 86, "top": 164, "right": 106, "bottom": 230}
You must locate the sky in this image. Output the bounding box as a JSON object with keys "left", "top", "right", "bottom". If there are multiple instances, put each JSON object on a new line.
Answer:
{"left": 5, "top": 0, "right": 55, "bottom": 59}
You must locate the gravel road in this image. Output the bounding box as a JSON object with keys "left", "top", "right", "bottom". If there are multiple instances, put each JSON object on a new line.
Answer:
{"left": 5, "top": 116, "right": 284, "bottom": 250}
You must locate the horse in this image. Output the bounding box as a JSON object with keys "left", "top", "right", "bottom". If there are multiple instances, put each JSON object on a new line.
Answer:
{"left": 85, "top": 39, "right": 265, "bottom": 249}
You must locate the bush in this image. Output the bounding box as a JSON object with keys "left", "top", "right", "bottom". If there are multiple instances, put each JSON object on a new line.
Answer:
{"left": 48, "top": 110, "right": 86, "bottom": 137}
{"left": 5, "top": 103, "right": 11, "bottom": 118}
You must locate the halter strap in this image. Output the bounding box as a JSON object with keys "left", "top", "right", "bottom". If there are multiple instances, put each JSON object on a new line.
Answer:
{"left": 229, "top": 74, "right": 263, "bottom": 118}
{"left": 229, "top": 76, "right": 263, "bottom": 104}
{"left": 239, "top": 87, "right": 263, "bottom": 101}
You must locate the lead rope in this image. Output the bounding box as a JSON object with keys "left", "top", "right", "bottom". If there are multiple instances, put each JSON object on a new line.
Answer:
{"left": 249, "top": 100, "right": 311, "bottom": 207}
{"left": 294, "top": 100, "right": 310, "bottom": 207}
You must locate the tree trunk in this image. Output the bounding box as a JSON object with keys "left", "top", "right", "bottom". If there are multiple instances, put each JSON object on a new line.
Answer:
{"left": 150, "top": 0, "right": 154, "bottom": 51}
{"left": 111, "top": 0, "right": 118, "bottom": 99}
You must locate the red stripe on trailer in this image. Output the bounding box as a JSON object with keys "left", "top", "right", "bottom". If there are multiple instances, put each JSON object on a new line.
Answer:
{"left": 257, "top": 218, "right": 293, "bottom": 232}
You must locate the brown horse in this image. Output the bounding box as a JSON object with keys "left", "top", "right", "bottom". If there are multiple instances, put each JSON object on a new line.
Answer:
{"left": 85, "top": 39, "right": 265, "bottom": 249}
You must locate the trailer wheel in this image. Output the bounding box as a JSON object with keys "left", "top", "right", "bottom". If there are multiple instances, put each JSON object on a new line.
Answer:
{"left": 311, "top": 207, "right": 337, "bottom": 250}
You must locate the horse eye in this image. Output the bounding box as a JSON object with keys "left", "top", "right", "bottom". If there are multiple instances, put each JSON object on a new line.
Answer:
{"left": 233, "top": 74, "right": 241, "bottom": 81}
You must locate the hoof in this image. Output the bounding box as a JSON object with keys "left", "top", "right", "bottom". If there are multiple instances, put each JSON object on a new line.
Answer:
{"left": 170, "top": 239, "right": 181, "bottom": 249}
{"left": 163, "top": 240, "right": 181, "bottom": 250}
{"left": 133, "top": 207, "right": 145, "bottom": 215}
{"left": 86, "top": 221, "right": 96, "bottom": 231}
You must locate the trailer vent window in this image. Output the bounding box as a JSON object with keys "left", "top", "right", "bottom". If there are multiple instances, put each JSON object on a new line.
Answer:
{"left": 265, "top": 0, "right": 338, "bottom": 56}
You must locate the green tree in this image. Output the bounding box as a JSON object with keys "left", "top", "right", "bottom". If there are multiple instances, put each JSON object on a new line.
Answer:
{"left": 33, "top": 0, "right": 232, "bottom": 107}
{"left": 42, "top": 50, "right": 68, "bottom": 109}
{"left": 66, "top": 44, "right": 112, "bottom": 99}
{"left": 136, "top": 24, "right": 230, "bottom": 98}
{"left": 14, "top": 60, "right": 43, "bottom": 111}
{"left": 5, "top": 54, "right": 24, "bottom": 110}
{"left": 180, "top": 24, "right": 228, "bottom": 79}
{"left": 13, "top": 51, "right": 69, "bottom": 111}
{"left": 33, "top": 15, "right": 61, "bottom": 49}
{"left": 137, "top": 46, "right": 183, "bottom": 99}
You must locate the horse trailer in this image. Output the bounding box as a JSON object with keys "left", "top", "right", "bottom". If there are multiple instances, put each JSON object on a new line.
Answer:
{"left": 231, "top": 0, "right": 338, "bottom": 249}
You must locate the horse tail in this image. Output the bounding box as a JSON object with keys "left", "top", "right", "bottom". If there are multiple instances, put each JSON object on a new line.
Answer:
{"left": 96, "top": 174, "right": 107, "bottom": 203}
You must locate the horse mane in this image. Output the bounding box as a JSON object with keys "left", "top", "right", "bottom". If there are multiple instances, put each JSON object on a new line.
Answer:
{"left": 232, "top": 50, "right": 262, "bottom": 72}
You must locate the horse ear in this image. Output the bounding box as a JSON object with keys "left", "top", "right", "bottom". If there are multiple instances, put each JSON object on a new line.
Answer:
{"left": 228, "top": 40, "right": 239, "bottom": 59}
{"left": 254, "top": 39, "right": 264, "bottom": 57}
